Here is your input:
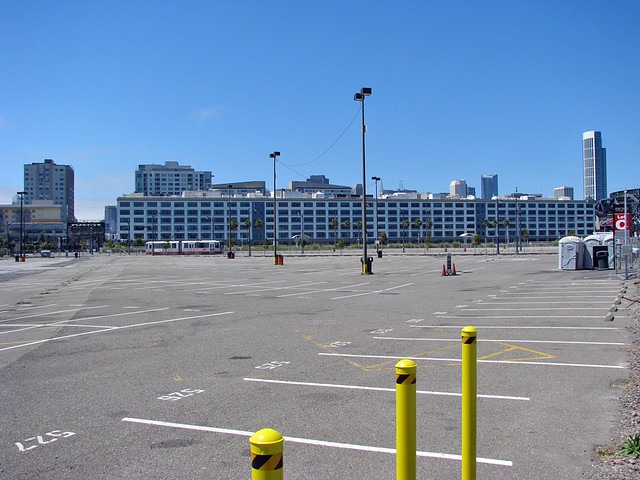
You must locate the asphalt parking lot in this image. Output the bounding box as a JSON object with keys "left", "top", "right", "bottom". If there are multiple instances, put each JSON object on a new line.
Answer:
{"left": 0, "top": 252, "right": 630, "bottom": 479}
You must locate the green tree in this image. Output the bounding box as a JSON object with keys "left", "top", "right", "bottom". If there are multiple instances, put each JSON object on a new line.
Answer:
{"left": 134, "top": 238, "right": 143, "bottom": 247}
{"left": 243, "top": 218, "right": 251, "bottom": 229}
{"left": 379, "top": 231, "right": 388, "bottom": 245}
{"left": 503, "top": 219, "right": 510, "bottom": 245}
{"left": 254, "top": 219, "right": 263, "bottom": 229}
{"left": 330, "top": 218, "right": 339, "bottom": 249}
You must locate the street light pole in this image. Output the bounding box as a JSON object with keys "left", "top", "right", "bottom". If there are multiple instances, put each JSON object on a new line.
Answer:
{"left": 227, "top": 185, "right": 233, "bottom": 255}
{"left": 354, "top": 87, "right": 372, "bottom": 274}
{"left": 270, "top": 152, "right": 280, "bottom": 264}
{"left": 17, "top": 191, "right": 26, "bottom": 260}
{"left": 372, "top": 176, "right": 380, "bottom": 252}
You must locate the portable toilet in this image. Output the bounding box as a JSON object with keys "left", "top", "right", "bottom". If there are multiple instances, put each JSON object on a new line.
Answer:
{"left": 583, "top": 234, "right": 601, "bottom": 269}
{"left": 558, "top": 236, "right": 585, "bottom": 270}
{"left": 602, "top": 233, "right": 614, "bottom": 268}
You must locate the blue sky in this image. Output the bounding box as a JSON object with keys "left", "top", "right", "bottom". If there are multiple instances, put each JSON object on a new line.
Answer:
{"left": 1, "top": 1, "right": 638, "bottom": 220}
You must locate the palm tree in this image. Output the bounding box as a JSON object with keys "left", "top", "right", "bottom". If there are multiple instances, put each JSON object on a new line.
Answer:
{"left": 342, "top": 220, "right": 351, "bottom": 243}
{"left": 354, "top": 220, "right": 362, "bottom": 245}
{"left": 414, "top": 218, "right": 422, "bottom": 244}
{"left": 482, "top": 218, "right": 491, "bottom": 247}
{"left": 330, "top": 218, "right": 338, "bottom": 251}
{"left": 425, "top": 219, "right": 433, "bottom": 251}
{"left": 503, "top": 218, "right": 510, "bottom": 248}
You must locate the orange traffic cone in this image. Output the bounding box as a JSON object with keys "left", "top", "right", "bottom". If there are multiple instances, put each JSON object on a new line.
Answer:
{"left": 452, "top": 264, "right": 456, "bottom": 275}
{"left": 442, "top": 265, "right": 446, "bottom": 276}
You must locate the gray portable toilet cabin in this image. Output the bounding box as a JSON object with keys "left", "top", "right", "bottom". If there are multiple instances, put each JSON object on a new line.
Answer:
{"left": 583, "top": 234, "right": 601, "bottom": 269}
{"left": 558, "top": 236, "right": 585, "bottom": 270}
{"left": 602, "top": 233, "right": 614, "bottom": 268}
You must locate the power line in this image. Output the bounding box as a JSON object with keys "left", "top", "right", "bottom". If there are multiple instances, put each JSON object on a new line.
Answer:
{"left": 279, "top": 106, "right": 362, "bottom": 169}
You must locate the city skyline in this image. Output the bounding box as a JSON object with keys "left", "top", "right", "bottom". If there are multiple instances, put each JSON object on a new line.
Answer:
{"left": 1, "top": 2, "right": 638, "bottom": 219}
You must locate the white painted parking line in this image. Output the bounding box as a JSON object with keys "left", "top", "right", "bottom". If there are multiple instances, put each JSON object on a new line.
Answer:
{"left": 243, "top": 378, "right": 530, "bottom": 401}
{"left": 456, "top": 307, "right": 610, "bottom": 311}
{"left": 331, "top": 283, "right": 414, "bottom": 300}
{"left": 276, "top": 282, "right": 371, "bottom": 298}
{"left": 374, "top": 336, "right": 625, "bottom": 346}
{"left": 0, "top": 307, "right": 170, "bottom": 336}
{"left": 0, "top": 323, "right": 117, "bottom": 330}
{"left": 319, "top": 353, "right": 625, "bottom": 369}
{"left": 433, "top": 315, "right": 605, "bottom": 319}
{"left": 0, "top": 305, "right": 110, "bottom": 324}
{"left": 473, "top": 300, "right": 614, "bottom": 305}
{"left": 225, "top": 281, "right": 327, "bottom": 296}
{"left": 0, "top": 311, "right": 233, "bottom": 352}
{"left": 15, "top": 303, "right": 58, "bottom": 311}
{"left": 121, "top": 417, "right": 512, "bottom": 467}
{"left": 411, "top": 325, "right": 621, "bottom": 330}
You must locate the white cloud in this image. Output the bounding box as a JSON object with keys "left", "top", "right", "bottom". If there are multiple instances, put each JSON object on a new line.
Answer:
{"left": 192, "top": 106, "right": 225, "bottom": 122}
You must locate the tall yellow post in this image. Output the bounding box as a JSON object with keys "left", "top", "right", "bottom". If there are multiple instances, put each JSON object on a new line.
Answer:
{"left": 396, "top": 359, "right": 417, "bottom": 480}
{"left": 250, "top": 428, "right": 283, "bottom": 480}
{"left": 461, "top": 326, "right": 477, "bottom": 480}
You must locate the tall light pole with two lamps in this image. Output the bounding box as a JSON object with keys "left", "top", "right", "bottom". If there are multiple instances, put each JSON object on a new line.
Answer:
{"left": 270, "top": 152, "right": 280, "bottom": 264}
{"left": 354, "top": 87, "right": 372, "bottom": 274}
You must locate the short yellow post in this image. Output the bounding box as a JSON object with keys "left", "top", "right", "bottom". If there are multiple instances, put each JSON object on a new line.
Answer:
{"left": 396, "top": 359, "right": 417, "bottom": 480}
{"left": 461, "top": 326, "right": 477, "bottom": 480}
{"left": 250, "top": 428, "right": 283, "bottom": 480}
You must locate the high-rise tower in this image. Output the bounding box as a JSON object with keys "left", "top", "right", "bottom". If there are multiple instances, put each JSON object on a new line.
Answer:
{"left": 582, "top": 131, "right": 607, "bottom": 200}
{"left": 481, "top": 174, "right": 498, "bottom": 199}
{"left": 23, "top": 159, "right": 75, "bottom": 219}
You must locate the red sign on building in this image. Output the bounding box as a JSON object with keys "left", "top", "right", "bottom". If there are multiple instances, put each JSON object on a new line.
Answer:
{"left": 614, "top": 213, "right": 630, "bottom": 231}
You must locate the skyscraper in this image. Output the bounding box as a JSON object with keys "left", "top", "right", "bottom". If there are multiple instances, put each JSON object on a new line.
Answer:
{"left": 481, "top": 174, "right": 498, "bottom": 199}
{"left": 23, "top": 159, "right": 75, "bottom": 219}
{"left": 450, "top": 179, "right": 468, "bottom": 198}
{"left": 583, "top": 131, "right": 607, "bottom": 200}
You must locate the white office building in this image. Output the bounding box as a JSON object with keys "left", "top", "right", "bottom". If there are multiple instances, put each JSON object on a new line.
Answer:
{"left": 116, "top": 193, "right": 596, "bottom": 245}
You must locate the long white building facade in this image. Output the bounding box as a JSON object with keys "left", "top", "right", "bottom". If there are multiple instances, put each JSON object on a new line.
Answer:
{"left": 116, "top": 193, "right": 596, "bottom": 245}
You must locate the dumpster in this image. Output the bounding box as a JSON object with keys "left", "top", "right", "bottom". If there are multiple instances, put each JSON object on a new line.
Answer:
{"left": 377, "top": 250, "right": 382, "bottom": 258}
{"left": 593, "top": 245, "right": 609, "bottom": 270}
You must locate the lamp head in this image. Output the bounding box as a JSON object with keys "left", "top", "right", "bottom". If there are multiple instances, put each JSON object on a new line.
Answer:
{"left": 361, "top": 87, "right": 372, "bottom": 96}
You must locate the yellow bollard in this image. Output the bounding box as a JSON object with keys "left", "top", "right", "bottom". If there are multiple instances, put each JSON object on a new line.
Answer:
{"left": 396, "top": 359, "right": 417, "bottom": 480}
{"left": 461, "top": 326, "right": 477, "bottom": 480}
{"left": 250, "top": 428, "right": 283, "bottom": 480}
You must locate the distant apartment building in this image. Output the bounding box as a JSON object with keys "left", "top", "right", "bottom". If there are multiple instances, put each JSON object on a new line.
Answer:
{"left": 307, "top": 175, "right": 329, "bottom": 184}
{"left": 481, "top": 174, "right": 498, "bottom": 199}
{"left": 583, "top": 131, "right": 607, "bottom": 200}
{"left": 211, "top": 181, "right": 266, "bottom": 196}
{"left": 554, "top": 186, "right": 574, "bottom": 200}
{"left": 134, "top": 161, "right": 212, "bottom": 196}
{"left": 23, "top": 159, "right": 75, "bottom": 219}
{"left": 290, "top": 180, "right": 352, "bottom": 196}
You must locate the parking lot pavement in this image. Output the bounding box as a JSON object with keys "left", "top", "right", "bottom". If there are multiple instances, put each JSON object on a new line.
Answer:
{"left": 0, "top": 253, "right": 630, "bottom": 479}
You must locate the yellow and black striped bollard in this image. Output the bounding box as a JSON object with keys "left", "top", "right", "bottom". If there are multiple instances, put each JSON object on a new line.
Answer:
{"left": 396, "top": 359, "right": 417, "bottom": 480}
{"left": 250, "top": 428, "right": 283, "bottom": 480}
{"left": 461, "top": 326, "right": 477, "bottom": 480}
